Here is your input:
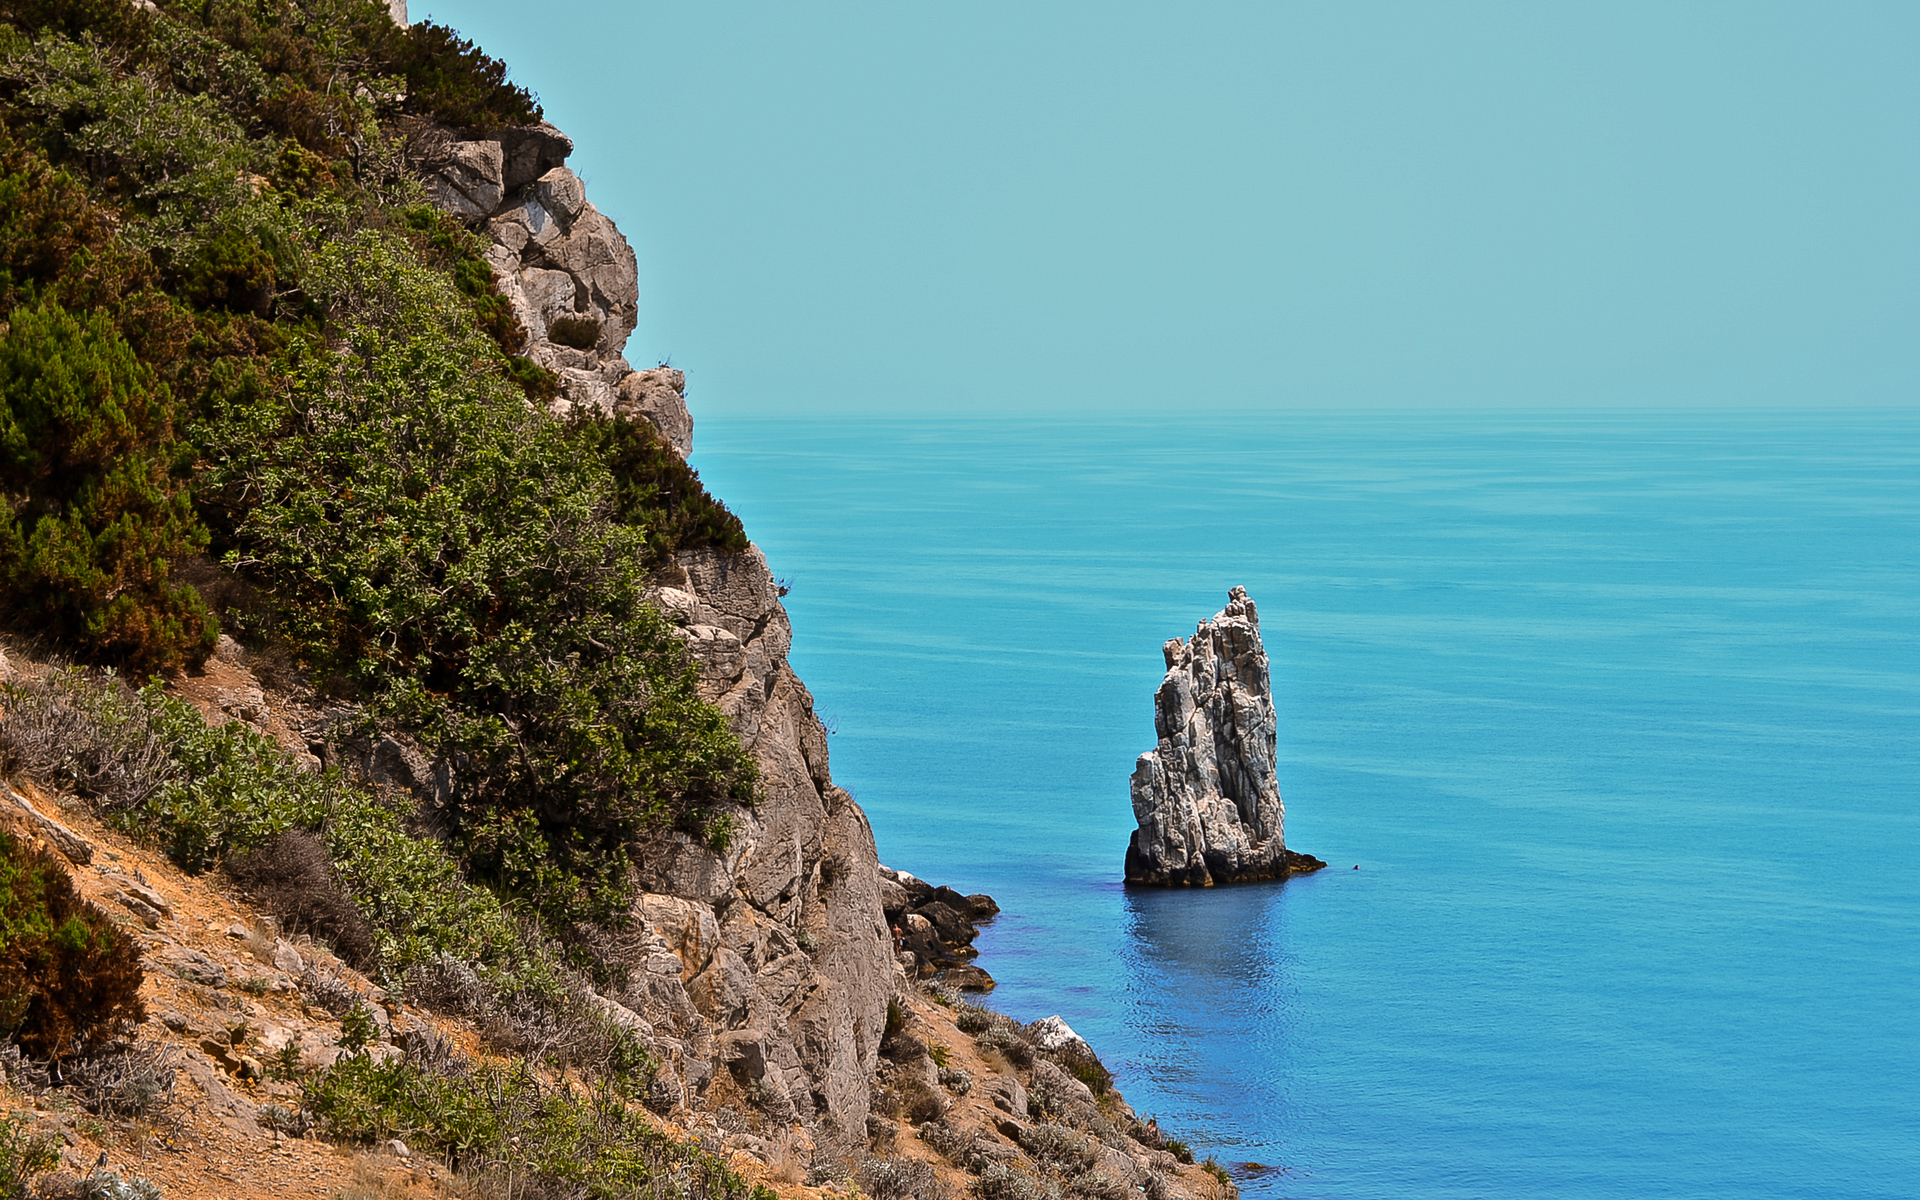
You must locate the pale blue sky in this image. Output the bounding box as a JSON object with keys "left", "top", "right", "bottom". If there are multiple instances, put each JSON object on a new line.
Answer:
{"left": 422, "top": 2, "right": 1917, "bottom": 416}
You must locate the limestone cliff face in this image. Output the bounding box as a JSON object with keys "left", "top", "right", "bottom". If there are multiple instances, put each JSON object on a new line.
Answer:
{"left": 1125, "top": 587, "right": 1323, "bottom": 887}
{"left": 405, "top": 118, "right": 693, "bottom": 442}
{"left": 631, "top": 548, "right": 895, "bottom": 1145}
{"left": 411, "top": 125, "right": 895, "bottom": 1149}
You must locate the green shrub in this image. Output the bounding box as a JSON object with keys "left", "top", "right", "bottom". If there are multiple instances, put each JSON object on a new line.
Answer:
{"left": 0, "top": 0, "right": 152, "bottom": 50}
{"left": 1051, "top": 1038, "right": 1112, "bottom": 1097}
{"left": 0, "top": 828, "right": 145, "bottom": 1059}
{"left": 179, "top": 225, "right": 280, "bottom": 315}
{"left": 304, "top": 1053, "right": 499, "bottom": 1158}
{"left": 398, "top": 205, "right": 529, "bottom": 357}
{"left": 0, "top": 669, "right": 527, "bottom": 986}
{"left": 502, "top": 353, "right": 559, "bottom": 404}
{"left": 0, "top": 6, "right": 758, "bottom": 939}
{"left": 203, "top": 229, "right": 756, "bottom": 932}
{"left": 0, "top": 136, "right": 149, "bottom": 316}
{"left": 0, "top": 302, "right": 214, "bottom": 672}
{"left": 336, "top": 1001, "right": 377, "bottom": 1053}
{"left": 0, "top": 31, "right": 293, "bottom": 271}
{"left": 133, "top": 685, "right": 523, "bottom": 976}
{"left": 0, "top": 1110, "right": 57, "bottom": 1200}
{"left": 121, "top": 686, "right": 331, "bottom": 868}
{"left": 570, "top": 414, "right": 752, "bottom": 565}
{"left": 305, "top": 1054, "right": 766, "bottom": 1200}
{"left": 394, "top": 20, "right": 542, "bottom": 130}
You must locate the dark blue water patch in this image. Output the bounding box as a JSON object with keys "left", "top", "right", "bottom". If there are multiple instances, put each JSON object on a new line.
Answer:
{"left": 692, "top": 412, "right": 1920, "bottom": 1200}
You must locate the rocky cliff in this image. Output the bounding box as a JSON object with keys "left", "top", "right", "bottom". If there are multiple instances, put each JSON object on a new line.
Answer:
{"left": 0, "top": 5, "right": 1241, "bottom": 1195}
{"left": 1125, "top": 588, "right": 1325, "bottom": 887}
{"left": 408, "top": 120, "right": 895, "bottom": 1155}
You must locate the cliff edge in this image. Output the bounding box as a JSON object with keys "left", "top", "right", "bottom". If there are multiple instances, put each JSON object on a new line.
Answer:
{"left": 403, "top": 120, "right": 894, "bottom": 1155}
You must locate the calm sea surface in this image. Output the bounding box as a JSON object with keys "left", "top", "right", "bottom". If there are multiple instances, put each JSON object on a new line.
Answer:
{"left": 690, "top": 413, "right": 1919, "bottom": 1200}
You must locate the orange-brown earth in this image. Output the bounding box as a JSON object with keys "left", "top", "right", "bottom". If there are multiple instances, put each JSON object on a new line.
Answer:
{"left": 1, "top": 641, "right": 1232, "bottom": 1200}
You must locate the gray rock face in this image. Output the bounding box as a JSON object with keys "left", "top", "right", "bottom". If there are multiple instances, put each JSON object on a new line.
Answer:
{"left": 407, "top": 128, "right": 892, "bottom": 1153}
{"left": 1125, "top": 587, "right": 1324, "bottom": 886}
{"left": 620, "top": 542, "right": 895, "bottom": 1147}
{"left": 616, "top": 367, "right": 695, "bottom": 456}
{"left": 409, "top": 122, "right": 678, "bottom": 446}
{"left": 485, "top": 167, "right": 639, "bottom": 365}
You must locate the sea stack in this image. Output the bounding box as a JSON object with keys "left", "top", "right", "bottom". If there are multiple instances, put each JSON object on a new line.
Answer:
{"left": 1125, "top": 586, "right": 1326, "bottom": 886}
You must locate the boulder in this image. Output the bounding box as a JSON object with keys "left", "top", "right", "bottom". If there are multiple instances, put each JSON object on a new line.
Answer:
{"left": 1028, "top": 1015, "right": 1086, "bottom": 1053}
{"left": 1124, "top": 587, "right": 1326, "bottom": 886}
{"left": 878, "top": 875, "right": 911, "bottom": 920}
{"left": 874, "top": 863, "right": 997, "bottom": 979}
{"left": 615, "top": 367, "right": 694, "bottom": 457}
{"left": 272, "top": 938, "right": 304, "bottom": 976}
{"left": 419, "top": 134, "right": 504, "bottom": 219}
{"left": 1030, "top": 1058, "right": 1094, "bottom": 1108}
{"left": 941, "top": 964, "right": 996, "bottom": 992}
{"left": 3, "top": 784, "right": 93, "bottom": 866}
{"left": 987, "top": 1075, "right": 1030, "bottom": 1117}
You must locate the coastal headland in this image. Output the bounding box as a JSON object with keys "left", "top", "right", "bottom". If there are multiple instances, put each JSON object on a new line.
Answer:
{"left": 0, "top": 3, "right": 1237, "bottom": 1197}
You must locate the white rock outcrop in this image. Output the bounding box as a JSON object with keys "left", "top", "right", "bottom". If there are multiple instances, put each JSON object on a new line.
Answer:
{"left": 1125, "top": 587, "right": 1324, "bottom": 886}
{"left": 406, "top": 120, "right": 696, "bottom": 445}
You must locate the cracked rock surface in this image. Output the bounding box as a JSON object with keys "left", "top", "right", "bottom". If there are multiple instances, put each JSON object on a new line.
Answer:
{"left": 405, "top": 118, "right": 693, "bottom": 446}
{"left": 1125, "top": 587, "right": 1325, "bottom": 886}
{"left": 403, "top": 127, "right": 896, "bottom": 1152}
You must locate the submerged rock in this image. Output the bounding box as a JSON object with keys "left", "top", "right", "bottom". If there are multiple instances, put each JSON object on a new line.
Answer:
{"left": 1125, "top": 587, "right": 1325, "bottom": 886}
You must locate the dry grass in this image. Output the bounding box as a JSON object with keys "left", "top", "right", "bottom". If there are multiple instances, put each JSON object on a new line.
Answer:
{"left": 858, "top": 1154, "right": 951, "bottom": 1200}
{"left": 63, "top": 1038, "right": 179, "bottom": 1121}
{"left": 0, "top": 670, "right": 172, "bottom": 813}
{"left": 226, "top": 831, "right": 376, "bottom": 968}
{"left": 336, "top": 1151, "right": 447, "bottom": 1200}
{"left": 764, "top": 1132, "right": 809, "bottom": 1188}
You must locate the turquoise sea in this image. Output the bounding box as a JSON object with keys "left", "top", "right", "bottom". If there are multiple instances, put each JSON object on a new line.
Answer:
{"left": 691, "top": 413, "right": 1919, "bottom": 1200}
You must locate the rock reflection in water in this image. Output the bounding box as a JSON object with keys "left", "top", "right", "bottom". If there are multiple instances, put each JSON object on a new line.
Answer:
{"left": 1119, "top": 879, "right": 1305, "bottom": 1187}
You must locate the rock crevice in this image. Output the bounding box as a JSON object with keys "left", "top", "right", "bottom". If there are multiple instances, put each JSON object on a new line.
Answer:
{"left": 1125, "top": 587, "right": 1325, "bottom": 886}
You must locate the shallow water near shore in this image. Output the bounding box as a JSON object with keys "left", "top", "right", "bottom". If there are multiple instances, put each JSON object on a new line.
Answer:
{"left": 692, "top": 412, "right": 1919, "bottom": 1200}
